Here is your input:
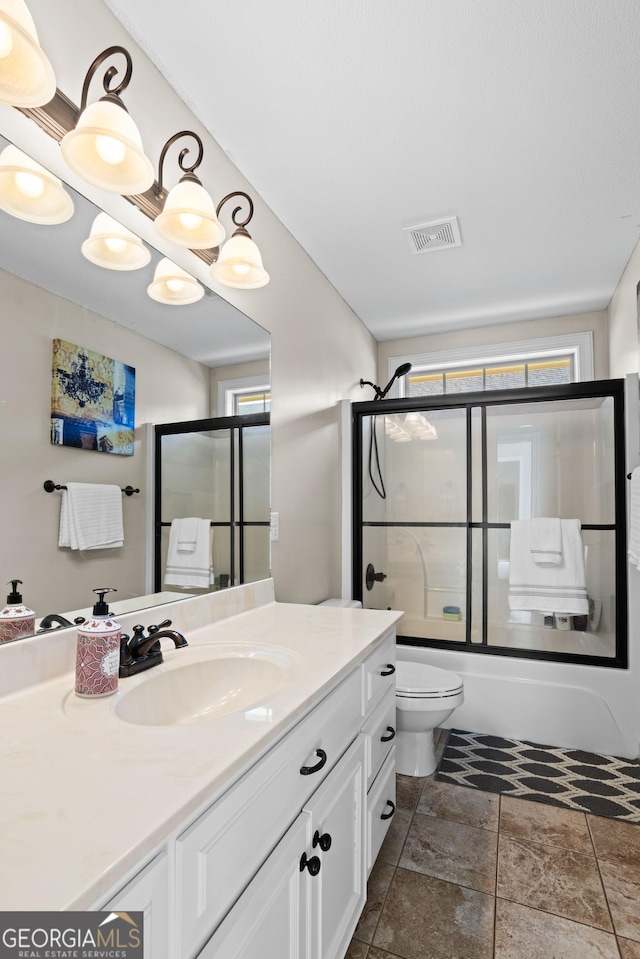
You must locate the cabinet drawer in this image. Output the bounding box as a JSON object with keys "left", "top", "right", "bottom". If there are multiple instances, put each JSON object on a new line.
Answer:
{"left": 103, "top": 853, "right": 169, "bottom": 959}
{"left": 176, "top": 668, "right": 361, "bottom": 959}
{"left": 362, "top": 687, "right": 396, "bottom": 790}
{"left": 361, "top": 631, "right": 396, "bottom": 715}
{"left": 367, "top": 747, "right": 396, "bottom": 875}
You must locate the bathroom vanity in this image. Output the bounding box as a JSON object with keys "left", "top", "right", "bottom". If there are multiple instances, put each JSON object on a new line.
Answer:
{"left": 0, "top": 581, "right": 400, "bottom": 959}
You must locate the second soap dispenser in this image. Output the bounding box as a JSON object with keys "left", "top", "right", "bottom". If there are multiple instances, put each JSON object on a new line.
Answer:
{"left": 75, "top": 588, "right": 121, "bottom": 698}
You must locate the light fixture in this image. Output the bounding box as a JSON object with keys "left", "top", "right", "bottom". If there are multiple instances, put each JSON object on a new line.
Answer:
{"left": 147, "top": 257, "right": 204, "bottom": 305}
{"left": 0, "top": 0, "right": 55, "bottom": 106}
{"left": 154, "top": 131, "right": 225, "bottom": 249}
{"left": 60, "top": 45, "right": 154, "bottom": 195}
{"left": 210, "top": 192, "right": 269, "bottom": 289}
{"left": 81, "top": 212, "right": 150, "bottom": 271}
{"left": 0, "top": 144, "right": 73, "bottom": 223}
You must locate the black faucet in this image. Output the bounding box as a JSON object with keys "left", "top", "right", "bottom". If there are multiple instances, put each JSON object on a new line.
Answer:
{"left": 38, "top": 613, "right": 86, "bottom": 633}
{"left": 119, "top": 619, "right": 188, "bottom": 677}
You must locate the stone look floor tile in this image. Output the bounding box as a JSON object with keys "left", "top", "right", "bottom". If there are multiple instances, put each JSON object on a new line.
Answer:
{"left": 494, "top": 897, "right": 620, "bottom": 959}
{"left": 618, "top": 938, "right": 640, "bottom": 959}
{"left": 588, "top": 815, "right": 640, "bottom": 868}
{"left": 497, "top": 835, "right": 612, "bottom": 931}
{"left": 599, "top": 860, "right": 640, "bottom": 941}
{"left": 368, "top": 949, "right": 405, "bottom": 959}
{"left": 353, "top": 859, "right": 396, "bottom": 944}
{"left": 395, "top": 774, "right": 426, "bottom": 813}
{"left": 418, "top": 779, "right": 500, "bottom": 831}
{"left": 378, "top": 807, "right": 412, "bottom": 867}
{"left": 500, "top": 795, "right": 592, "bottom": 854}
{"left": 373, "top": 867, "right": 495, "bottom": 959}
{"left": 345, "top": 939, "right": 370, "bottom": 959}
{"left": 400, "top": 811, "right": 498, "bottom": 894}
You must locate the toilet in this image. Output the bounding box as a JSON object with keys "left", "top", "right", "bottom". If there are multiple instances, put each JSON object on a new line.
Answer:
{"left": 395, "top": 661, "right": 464, "bottom": 776}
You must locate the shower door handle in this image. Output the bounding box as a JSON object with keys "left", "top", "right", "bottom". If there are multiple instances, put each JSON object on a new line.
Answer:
{"left": 366, "top": 563, "right": 387, "bottom": 591}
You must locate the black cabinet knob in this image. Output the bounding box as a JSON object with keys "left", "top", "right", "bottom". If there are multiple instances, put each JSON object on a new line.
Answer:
{"left": 381, "top": 800, "right": 396, "bottom": 820}
{"left": 312, "top": 830, "right": 332, "bottom": 852}
{"left": 380, "top": 726, "right": 396, "bottom": 742}
{"left": 300, "top": 852, "right": 321, "bottom": 876}
{"left": 381, "top": 664, "right": 395, "bottom": 676}
{"left": 300, "top": 748, "right": 328, "bottom": 776}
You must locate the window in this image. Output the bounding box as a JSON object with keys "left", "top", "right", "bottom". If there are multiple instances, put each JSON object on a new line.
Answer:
{"left": 389, "top": 331, "right": 594, "bottom": 399}
{"left": 217, "top": 374, "right": 271, "bottom": 416}
{"left": 232, "top": 389, "right": 271, "bottom": 415}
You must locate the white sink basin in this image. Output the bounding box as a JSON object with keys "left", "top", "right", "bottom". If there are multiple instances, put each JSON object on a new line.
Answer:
{"left": 114, "top": 648, "right": 294, "bottom": 727}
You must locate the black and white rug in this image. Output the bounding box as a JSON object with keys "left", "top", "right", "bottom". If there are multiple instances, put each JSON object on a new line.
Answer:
{"left": 436, "top": 729, "right": 640, "bottom": 823}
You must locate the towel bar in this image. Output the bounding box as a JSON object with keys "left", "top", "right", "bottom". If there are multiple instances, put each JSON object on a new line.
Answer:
{"left": 43, "top": 480, "right": 140, "bottom": 496}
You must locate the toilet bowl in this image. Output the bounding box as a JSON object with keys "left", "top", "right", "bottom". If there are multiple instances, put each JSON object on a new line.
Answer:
{"left": 395, "top": 661, "right": 464, "bottom": 776}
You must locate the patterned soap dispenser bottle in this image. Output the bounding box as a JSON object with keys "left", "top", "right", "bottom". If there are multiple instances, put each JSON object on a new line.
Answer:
{"left": 0, "top": 580, "right": 35, "bottom": 644}
{"left": 75, "top": 588, "right": 121, "bottom": 698}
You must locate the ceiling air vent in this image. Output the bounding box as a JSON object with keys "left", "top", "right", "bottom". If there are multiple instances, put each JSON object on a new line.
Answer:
{"left": 404, "top": 216, "right": 462, "bottom": 255}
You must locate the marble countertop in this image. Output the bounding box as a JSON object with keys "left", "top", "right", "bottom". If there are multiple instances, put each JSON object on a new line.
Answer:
{"left": 0, "top": 596, "right": 400, "bottom": 910}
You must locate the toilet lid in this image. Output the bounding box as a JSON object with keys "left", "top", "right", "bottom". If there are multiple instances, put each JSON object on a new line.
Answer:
{"left": 396, "top": 661, "right": 463, "bottom": 696}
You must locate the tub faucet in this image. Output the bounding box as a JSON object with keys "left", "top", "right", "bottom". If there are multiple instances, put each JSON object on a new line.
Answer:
{"left": 119, "top": 618, "right": 188, "bottom": 677}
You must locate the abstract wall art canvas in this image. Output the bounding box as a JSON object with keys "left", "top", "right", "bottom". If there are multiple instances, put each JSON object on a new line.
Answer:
{"left": 51, "top": 339, "right": 135, "bottom": 455}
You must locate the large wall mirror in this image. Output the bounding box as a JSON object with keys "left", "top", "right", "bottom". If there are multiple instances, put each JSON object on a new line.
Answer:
{"left": 0, "top": 131, "right": 270, "bottom": 626}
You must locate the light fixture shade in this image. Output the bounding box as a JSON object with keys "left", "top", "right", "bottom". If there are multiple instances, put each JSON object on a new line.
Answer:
{"left": 81, "top": 212, "right": 150, "bottom": 271}
{"left": 210, "top": 231, "right": 270, "bottom": 289}
{"left": 60, "top": 98, "right": 154, "bottom": 195}
{"left": 147, "top": 257, "right": 204, "bottom": 305}
{"left": 0, "top": 144, "right": 73, "bottom": 224}
{"left": 0, "top": 0, "right": 55, "bottom": 106}
{"left": 155, "top": 178, "right": 226, "bottom": 249}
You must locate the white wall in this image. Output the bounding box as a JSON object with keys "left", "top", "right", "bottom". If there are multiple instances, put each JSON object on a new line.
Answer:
{"left": 608, "top": 237, "right": 640, "bottom": 376}
{"left": 0, "top": 0, "right": 378, "bottom": 605}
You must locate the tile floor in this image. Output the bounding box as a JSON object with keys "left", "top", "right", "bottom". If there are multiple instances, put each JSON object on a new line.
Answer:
{"left": 346, "top": 731, "right": 640, "bottom": 959}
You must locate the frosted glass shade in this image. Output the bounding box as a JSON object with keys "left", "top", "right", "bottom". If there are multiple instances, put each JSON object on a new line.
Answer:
{"left": 210, "top": 231, "right": 270, "bottom": 289}
{"left": 0, "top": 0, "right": 55, "bottom": 106}
{"left": 147, "top": 257, "right": 204, "bottom": 305}
{"left": 155, "top": 178, "right": 226, "bottom": 249}
{"left": 60, "top": 99, "right": 154, "bottom": 195}
{"left": 81, "top": 212, "right": 151, "bottom": 271}
{"left": 0, "top": 145, "right": 73, "bottom": 223}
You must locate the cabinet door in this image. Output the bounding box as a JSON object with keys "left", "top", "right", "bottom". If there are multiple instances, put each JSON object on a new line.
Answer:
{"left": 103, "top": 852, "right": 169, "bottom": 959}
{"left": 304, "top": 735, "right": 366, "bottom": 959}
{"left": 196, "top": 813, "right": 312, "bottom": 959}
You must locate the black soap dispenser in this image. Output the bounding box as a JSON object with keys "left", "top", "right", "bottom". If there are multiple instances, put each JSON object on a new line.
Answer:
{"left": 0, "top": 580, "right": 35, "bottom": 644}
{"left": 74, "top": 588, "right": 121, "bottom": 698}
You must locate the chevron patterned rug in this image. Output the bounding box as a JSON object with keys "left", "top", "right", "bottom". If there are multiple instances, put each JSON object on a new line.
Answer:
{"left": 436, "top": 729, "right": 640, "bottom": 823}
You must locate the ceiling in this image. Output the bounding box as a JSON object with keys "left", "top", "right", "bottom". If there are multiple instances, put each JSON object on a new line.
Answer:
{"left": 103, "top": 0, "right": 640, "bottom": 342}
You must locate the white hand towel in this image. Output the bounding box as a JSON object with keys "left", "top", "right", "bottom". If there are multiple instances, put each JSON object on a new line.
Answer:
{"left": 176, "top": 516, "right": 199, "bottom": 553}
{"left": 629, "top": 467, "right": 640, "bottom": 570}
{"left": 164, "top": 518, "right": 213, "bottom": 589}
{"left": 58, "top": 483, "right": 124, "bottom": 551}
{"left": 529, "top": 517, "right": 562, "bottom": 566}
{"left": 508, "top": 518, "right": 588, "bottom": 614}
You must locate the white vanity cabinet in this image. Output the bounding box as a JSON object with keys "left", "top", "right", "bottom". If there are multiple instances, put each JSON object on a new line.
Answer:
{"left": 199, "top": 736, "right": 366, "bottom": 959}
{"left": 96, "top": 627, "right": 398, "bottom": 959}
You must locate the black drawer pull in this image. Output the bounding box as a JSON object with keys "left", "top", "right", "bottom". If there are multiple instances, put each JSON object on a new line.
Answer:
{"left": 381, "top": 664, "right": 395, "bottom": 676}
{"left": 380, "top": 726, "right": 396, "bottom": 742}
{"left": 381, "top": 800, "right": 396, "bottom": 820}
{"left": 300, "top": 748, "right": 327, "bottom": 776}
{"left": 300, "top": 852, "right": 321, "bottom": 876}
{"left": 312, "top": 830, "right": 332, "bottom": 852}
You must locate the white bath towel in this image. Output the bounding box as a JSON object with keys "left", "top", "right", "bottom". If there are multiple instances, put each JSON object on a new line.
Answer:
{"left": 508, "top": 518, "right": 588, "bottom": 614}
{"left": 529, "top": 517, "right": 562, "bottom": 566}
{"left": 628, "top": 467, "right": 640, "bottom": 570}
{"left": 58, "top": 483, "right": 124, "bottom": 550}
{"left": 176, "top": 516, "right": 199, "bottom": 553}
{"left": 164, "top": 518, "right": 213, "bottom": 589}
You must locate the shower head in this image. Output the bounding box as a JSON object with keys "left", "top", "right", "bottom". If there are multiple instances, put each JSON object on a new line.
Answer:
{"left": 359, "top": 362, "right": 412, "bottom": 400}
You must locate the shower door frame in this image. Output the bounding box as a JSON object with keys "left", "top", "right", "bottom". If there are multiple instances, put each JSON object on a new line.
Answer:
{"left": 352, "top": 378, "right": 628, "bottom": 669}
{"left": 154, "top": 412, "right": 270, "bottom": 592}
